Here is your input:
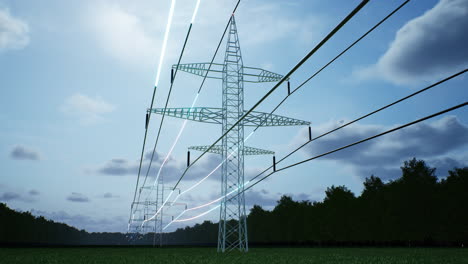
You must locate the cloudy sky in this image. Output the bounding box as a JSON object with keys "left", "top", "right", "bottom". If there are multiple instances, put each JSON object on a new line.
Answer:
{"left": 1, "top": 0, "right": 467, "bottom": 233}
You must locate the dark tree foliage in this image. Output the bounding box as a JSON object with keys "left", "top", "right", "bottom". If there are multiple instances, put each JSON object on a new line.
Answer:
{"left": 1, "top": 158, "right": 467, "bottom": 246}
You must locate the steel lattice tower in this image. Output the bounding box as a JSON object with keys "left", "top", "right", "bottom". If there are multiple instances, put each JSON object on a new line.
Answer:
{"left": 150, "top": 15, "right": 310, "bottom": 252}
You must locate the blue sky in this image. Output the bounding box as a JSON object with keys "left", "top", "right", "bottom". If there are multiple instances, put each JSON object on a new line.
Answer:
{"left": 1, "top": 0, "right": 467, "bottom": 232}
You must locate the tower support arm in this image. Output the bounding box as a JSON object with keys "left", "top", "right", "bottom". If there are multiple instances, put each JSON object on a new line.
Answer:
{"left": 173, "top": 63, "right": 286, "bottom": 83}
{"left": 149, "top": 107, "right": 223, "bottom": 124}
{"left": 189, "top": 145, "right": 274, "bottom": 155}
{"left": 149, "top": 107, "right": 310, "bottom": 127}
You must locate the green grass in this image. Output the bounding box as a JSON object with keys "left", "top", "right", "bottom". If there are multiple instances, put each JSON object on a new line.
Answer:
{"left": 0, "top": 247, "right": 467, "bottom": 264}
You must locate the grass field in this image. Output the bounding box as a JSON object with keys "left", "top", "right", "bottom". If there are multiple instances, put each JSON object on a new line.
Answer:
{"left": 0, "top": 247, "right": 467, "bottom": 264}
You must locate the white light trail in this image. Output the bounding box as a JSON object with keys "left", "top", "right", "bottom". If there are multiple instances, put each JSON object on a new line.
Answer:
{"left": 128, "top": 0, "right": 175, "bottom": 232}
{"left": 163, "top": 210, "right": 186, "bottom": 230}
{"left": 191, "top": 0, "right": 201, "bottom": 24}
{"left": 154, "top": 0, "right": 176, "bottom": 87}
{"left": 162, "top": 180, "right": 251, "bottom": 230}
{"left": 145, "top": 130, "right": 257, "bottom": 228}
{"left": 144, "top": 0, "right": 204, "bottom": 198}
{"left": 175, "top": 204, "right": 220, "bottom": 222}
{"left": 136, "top": 0, "right": 204, "bottom": 226}
{"left": 150, "top": 94, "right": 200, "bottom": 192}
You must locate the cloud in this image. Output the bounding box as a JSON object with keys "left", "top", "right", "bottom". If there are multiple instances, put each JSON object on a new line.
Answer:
{"left": 30, "top": 209, "right": 126, "bottom": 232}
{"left": 245, "top": 189, "right": 277, "bottom": 207}
{"left": 356, "top": 0, "right": 468, "bottom": 85}
{"left": 66, "top": 192, "right": 90, "bottom": 203}
{"left": 0, "top": 190, "right": 36, "bottom": 203}
{"left": 28, "top": 189, "right": 40, "bottom": 196}
{"left": 97, "top": 151, "right": 222, "bottom": 184}
{"left": 235, "top": 3, "right": 323, "bottom": 47}
{"left": 298, "top": 116, "right": 468, "bottom": 180}
{"left": 103, "top": 192, "right": 119, "bottom": 198}
{"left": 10, "top": 145, "right": 41, "bottom": 161}
{"left": 84, "top": 2, "right": 162, "bottom": 67}
{"left": 0, "top": 8, "right": 29, "bottom": 51}
{"left": 61, "top": 93, "right": 115, "bottom": 124}
{"left": 0, "top": 192, "right": 21, "bottom": 201}
{"left": 84, "top": 0, "right": 323, "bottom": 68}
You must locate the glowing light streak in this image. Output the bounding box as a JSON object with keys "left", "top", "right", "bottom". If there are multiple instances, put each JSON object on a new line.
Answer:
{"left": 191, "top": 0, "right": 201, "bottom": 24}
{"left": 154, "top": 0, "right": 176, "bottom": 87}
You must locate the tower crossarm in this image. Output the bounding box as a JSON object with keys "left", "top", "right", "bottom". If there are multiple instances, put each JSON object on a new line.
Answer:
{"left": 149, "top": 107, "right": 310, "bottom": 127}
{"left": 242, "top": 111, "right": 310, "bottom": 127}
{"left": 173, "top": 63, "right": 224, "bottom": 80}
{"left": 189, "top": 145, "right": 274, "bottom": 155}
{"left": 243, "top": 66, "right": 287, "bottom": 83}
{"left": 148, "top": 107, "right": 223, "bottom": 124}
{"left": 173, "top": 63, "right": 285, "bottom": 83}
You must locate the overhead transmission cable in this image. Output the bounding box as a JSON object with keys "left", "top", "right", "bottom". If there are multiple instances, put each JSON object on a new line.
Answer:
{"left": 148, "top": 0, "right": 406, "bottom": 221}
{"left": 142, "top": 0, "right": 371, "bottom": 226}
{"left": 164, "top": 101, "right": 467, "bottom": 227}
{"left": 162, "top": 68, "right": 467, "bottom": 227}
{"left": 141, "top": 0, "right": 242, "bottom": 201}
{"left": 140, "top": 0, "right": 200, "bottom": 191}
{"left": 128, "top": 0, "right": 176, "bottom": 228}
{"left": 172, "top": 0, "right": 370, "bottom": 191}
{"left": 195, "top": 69, "right": 467, "bottom": 221}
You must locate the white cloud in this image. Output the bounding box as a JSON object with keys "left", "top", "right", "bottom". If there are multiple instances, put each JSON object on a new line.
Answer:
{"left": 0, "top": 8, "right": 29, "bottom": 51}
{"left": 355, "top": 0, "right": 468, "bottom": 85}
{"left": 61, "top": 93, "right": 115, "bottom": 124}
{"left": 84, "top": 2, "right": 162, "bottom": 67}
{"left": 83, "top": 0, "right": 323, "bottom": 68}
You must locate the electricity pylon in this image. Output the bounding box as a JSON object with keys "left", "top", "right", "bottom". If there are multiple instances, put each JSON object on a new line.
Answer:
{"left": 128, "top": 184, "right": 163, "bottom": 246}
{"left": 150, "top": 15, "right": 310, "bottom": 252}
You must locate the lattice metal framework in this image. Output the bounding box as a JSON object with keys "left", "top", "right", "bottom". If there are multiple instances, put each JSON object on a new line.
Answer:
{"left": 189, "top": 145, "right": 274, "bottom": 155}
{"left": 150, "top": 15, "right": 309, "bottom": 252}
{"left": 149, "top": 107, "right": 309, "bottom": 126}
{"left": 173, "top": 63, "right": 286, "bottom": 83}
{"left": 128, "top": 184, "right": 164, "bottom": 246}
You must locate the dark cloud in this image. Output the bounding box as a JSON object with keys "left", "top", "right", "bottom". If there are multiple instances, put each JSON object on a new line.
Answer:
{"left": 245, "top": 189, "right": 278, "bottom": 207}
{"left": 364, "top": 0, "right": 468, "bottom": 85}
{"left": 103, "top": 192, "right": 119, "bottom": 198}
{"left": 144, "top": 151, "right": 160, "bottom": 161}
{"left": 28, "top": 189, "right": 40, "bottom": 196}
{"left": 300, "top": 116, "right": 468, "bottom": 180}
{"left": 96, "top": 151, "right": 222, "bottom": 184}
{"left": 0, "top": 192, "right": 21, "bottom": 201}
{"left": 98, "top": 158, "right": 136, "bottom": 175}
{"left": 0, "top": 190, "right": 36, "bottom": 203}
{"left": 66, "top": 192, "right": 90, "bottom": 203}
{"left": 30, "top": 209, "right": 126, "bottom": 232}
{"left": 355, "top": 166, "right": 402, "bottom": 182}
{"left": 428, "top": 157, "right": 467, "bottom": 177}
{"left": 10, "top": 145, "right": 41, "bottom": 161}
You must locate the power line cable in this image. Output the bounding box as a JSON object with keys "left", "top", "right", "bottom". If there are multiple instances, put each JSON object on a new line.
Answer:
{"left": 140, "top": 0, "right": 242, "bottom": 204}
{"left": 142, "top": 0, "right": 371, "bottom": 225}
{"left": 150, "top": 0, "right": 411, "bottom": 214}
{"left": 171, "top": 0, "right": 371, "bottom": 190}
{"left": 132, "top": 0, "right": 242, "bottom": 230}
{"left": 128, "top": 0, "right": 176, "bottom": 227}
{"left": 249, "top": 68, "right": 467, "bottom": 184}
{"left": 165, "top": 101, "right": 467, "bottom": 226}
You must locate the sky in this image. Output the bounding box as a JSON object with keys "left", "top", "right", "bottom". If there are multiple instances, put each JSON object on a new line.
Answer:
{"left": 0, "top": 0, "right": 467, "bottom": 233}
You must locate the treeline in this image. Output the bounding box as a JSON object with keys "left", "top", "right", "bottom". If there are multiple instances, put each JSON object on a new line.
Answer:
{"left": 0, "top": 203, "right": 132, "bottom": 245}
{"left": 1, "top": 158, "right": 467, "bottom": 246}
{"left": 246, "top": 159, "right": 468, "bottom": 246}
